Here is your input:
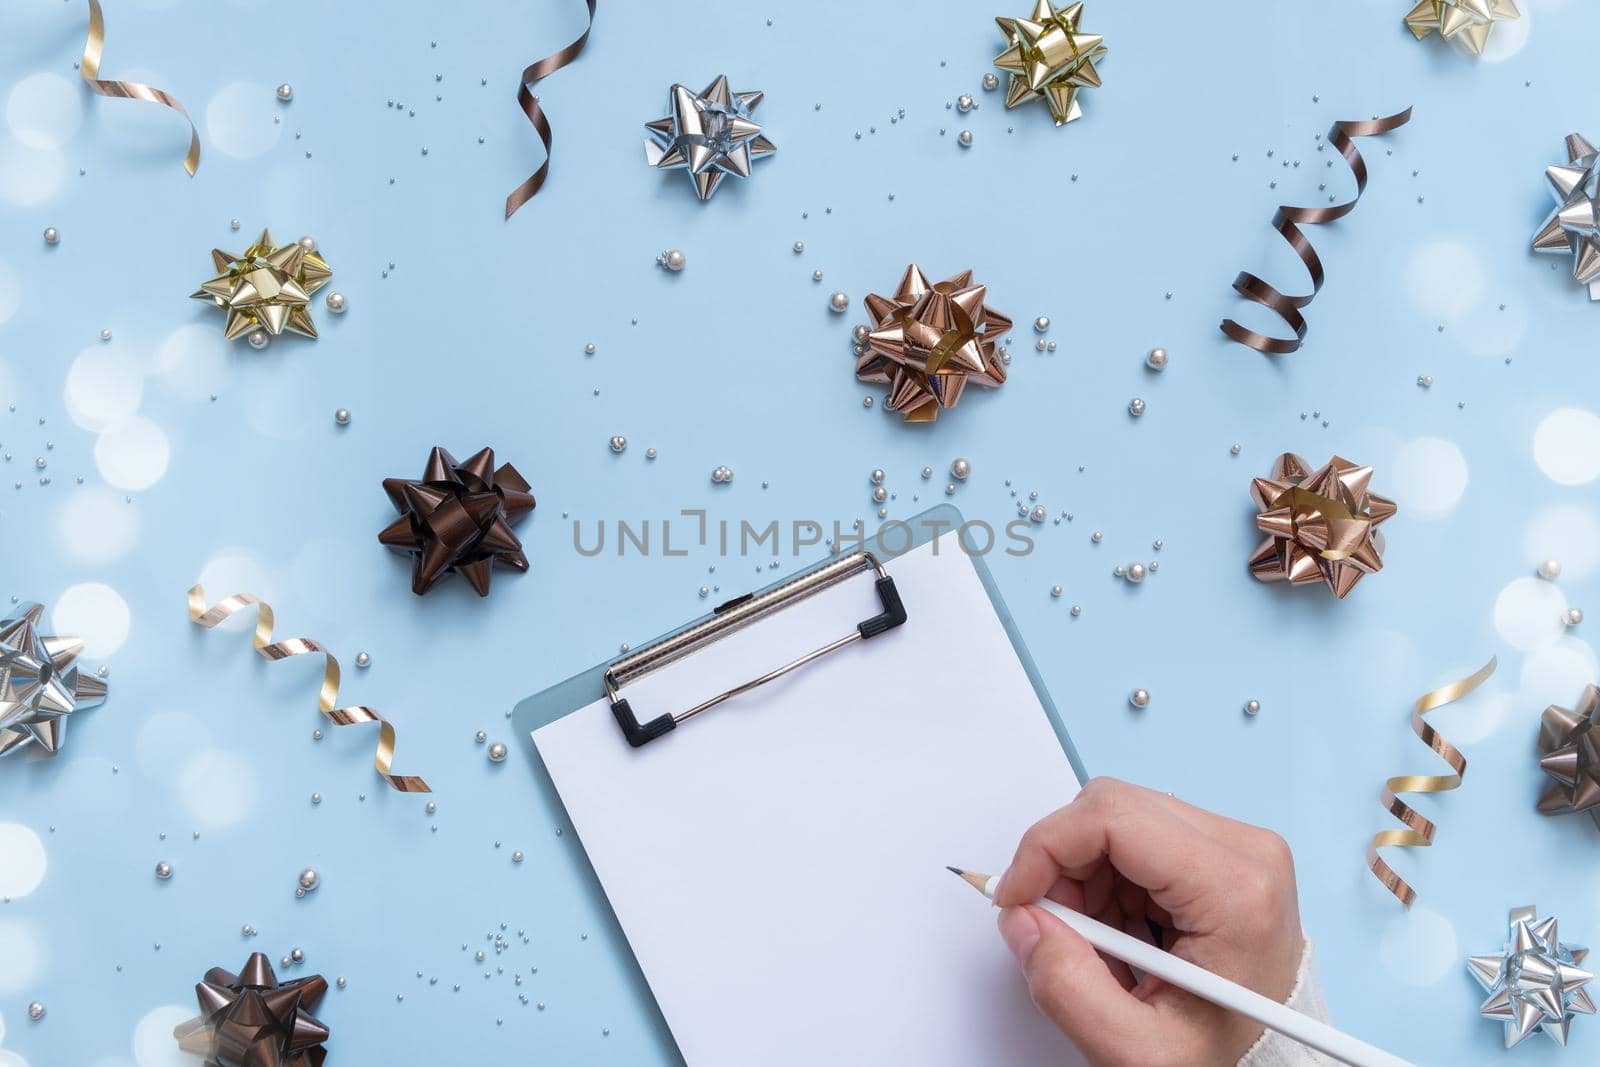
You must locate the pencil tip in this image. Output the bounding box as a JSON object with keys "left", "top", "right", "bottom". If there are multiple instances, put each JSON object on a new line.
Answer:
{"left": 947, "top": 866, "right": 993, "bottom": 895}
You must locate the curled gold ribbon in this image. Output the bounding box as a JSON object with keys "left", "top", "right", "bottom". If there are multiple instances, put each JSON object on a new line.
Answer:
{"left": 186, "top": 586, "right": 430, "bottom": 793}
{"left": 504, "top": 0, "right": 597, "bottom": 219}
{"left": 81, "top": 0, "right": 200, "bottom": 176}
{"left": 1220, "top": 108, "right": 1412, "bottom": 354}
{"left": 1366, "top": 656, "right": 1496, "bottom": 907}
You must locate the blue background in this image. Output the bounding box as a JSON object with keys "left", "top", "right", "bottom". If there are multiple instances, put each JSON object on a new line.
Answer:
{"left": 2, "top": 0, "right": 1599, "bottom": 1064}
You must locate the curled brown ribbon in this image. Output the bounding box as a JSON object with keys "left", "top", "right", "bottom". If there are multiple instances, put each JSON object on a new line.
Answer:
{"left": 504, "top": 0, "right": 597, "bottom": 219}
{"left": 1366, "top": 656, "right": 1495, "bottom": 907}
{"left": 80, "top": 0, "right": 200, "bottom": 176}
{"left": 1220, "top": 108, "right": 1412, "bottom": 354}
{"left": 187, "top": 586, "right": 430, "bottom": 793}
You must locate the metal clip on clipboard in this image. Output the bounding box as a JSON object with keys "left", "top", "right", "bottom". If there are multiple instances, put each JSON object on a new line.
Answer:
{"left": 605, "top": 551, "right": 907, "bottom": 747}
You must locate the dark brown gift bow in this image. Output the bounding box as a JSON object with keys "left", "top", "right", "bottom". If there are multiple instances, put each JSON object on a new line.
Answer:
{"left": 1220, "top": 108, "right": 1412, "bottom": 354}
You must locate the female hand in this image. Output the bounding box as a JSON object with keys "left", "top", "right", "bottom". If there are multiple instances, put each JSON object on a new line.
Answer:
{"left": 994, "top": 777, "right": 1304, "bottom": 1067}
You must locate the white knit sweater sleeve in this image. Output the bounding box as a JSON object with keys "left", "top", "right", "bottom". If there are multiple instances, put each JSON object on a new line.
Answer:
{"left": 1236, "top": 938, "right": 1335, "bottom": 1067}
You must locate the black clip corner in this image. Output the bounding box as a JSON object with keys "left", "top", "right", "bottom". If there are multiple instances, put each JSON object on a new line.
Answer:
{"left": 611, "top": 698, "right": 677, "bottom": 748}
{"left": 856, "top": 575, "right": 907, "bottom": 639}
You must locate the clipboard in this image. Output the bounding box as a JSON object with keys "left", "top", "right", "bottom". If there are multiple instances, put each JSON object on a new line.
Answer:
{"left": 511, "top": 504, "right": 1089, "bottom": 1064}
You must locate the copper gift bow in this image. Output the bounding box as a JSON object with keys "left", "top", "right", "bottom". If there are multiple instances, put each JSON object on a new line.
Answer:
{"left": 80, "top": 0, "right": 200, "bottom": 176}
{"left": 187, "top": 586, "right": 430, "bottom": 793}
{"left": 504, "top": 0, "right": 597, "bottom": 218}
{"left": 1367, "top": 656, "right": 1496, "bottom": 907}
{"left": 1220, "top": 108, "right": 1412, "bottom": 354}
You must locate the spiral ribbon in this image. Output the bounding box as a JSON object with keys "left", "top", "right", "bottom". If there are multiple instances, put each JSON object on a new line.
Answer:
{"left": 1220, "top": 108, "right": 1412, "bottom": 354}
{"left": 504, "top": 0, "right": 597, "bottom": 219}
{"left": 1366, "top": 656, "right": 1496, "bottom": 907}
{"left": 81, "top": 0, "right": 200, "bottom": 176}
{"left": 186, "top": 586, "right": 430, "bottom": 793}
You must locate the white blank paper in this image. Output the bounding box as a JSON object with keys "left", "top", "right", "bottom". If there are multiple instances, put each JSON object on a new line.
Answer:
{"left": 535, "top": 541, "right": 1087, "bottom": 1066}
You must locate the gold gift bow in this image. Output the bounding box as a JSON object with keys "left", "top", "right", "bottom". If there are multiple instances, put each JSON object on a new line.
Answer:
{"left": 81, "top": 0, "right": 200, "bottom": 176}
{"left": 504, "top": 0, "right": 597, "bottom": 218}
{"left": 1366, "top": 656, "right": 1496, "bottom": 907}
{"left": 1220, "top": 108, "right": 1411, "bottom": 354}
{"left": 186, "top": 586, "right": 430, "bottom": 793}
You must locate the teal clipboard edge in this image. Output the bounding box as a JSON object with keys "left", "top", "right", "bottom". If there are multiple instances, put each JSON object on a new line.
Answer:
{"left": 509, "top": 503, "right": 1088, "bottom": 1060}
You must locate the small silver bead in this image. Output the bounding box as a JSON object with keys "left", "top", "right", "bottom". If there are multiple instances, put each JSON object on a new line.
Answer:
{"left": 291, "top": 947, "right": 305, "bottom": 963}
{"left": 852, "top": 324, "right": 871, "bottom": 342}
{"left": 1050, "top": 585, "right": 1062, "bottom": 598}
{"left": 475, "top": 730, "right": 487, "bottom": 743}
{"left": 155, "top": 861, "right": 172, "bottom": 880}
{"left": 298, "top": 868, "right": 320, "bottom": 892}
{"left": 1416, "top": 374, "right": 1433, "bottom": 388}
{"left": 1566, "top": 608, "right": 1584, "bottom": 627}
{"left": 1128, "top": 397, "right": 1146, "bottom": 417}
{"left": 1126, "top": 562, "right": 1147, "bottom": 583}
{"left": 870, "top": 468, "right": 886, "bottom": 484}
{"left": 334, "top": 408, "right": 351, "bottom": 426}
{"left": 1113, "top": 565, "right": 1126, "bottom": 577}
{"left": 1537, "top": 559, "right": 1563, "bottom": 580}
{"left": 1129, "top": 688, "right": 1150, "bottom": 709}
{"left": 1230, "top": 443, "right": 1242, "bottom": 455}
{"left": 355, "top": 651, "right": 370, "bottom": 668}
{"left": 1244, "top": 699, "right": 1261, "bottom": 716}
{"left": 1145, "top": 346, "right": 1168, "bottom": 371}
{"left": 1070, "top": 604, "right": 1082, "bottom": 616}
{"left": 584, "top": 342, "right": 596, "bottom": 355}
{"left": 609, "top": 434, "right": 627, "bottom": 454}
{"left": 43, "top": 227, "right": 59, "bottom": 245}
{"left": 812, "top": 269, "right": 824, "bottom": 281}
{"left": 337, "top": 977, "right": 347, "bottom": 989}
{"left": 99, "top": 328, "right": 112, "bottom": 342}
{"left": 950, "top": 457, "right": 971, "bottom": 480}
{"left": 792, "top": 240, "right": 805, "bottom": 253}
{"left": 1034, "top": 316, "right": 1050, "bottom": 333}
{"left": 230, "top": 218, "right": 241, "bottom": 230}
{"left": 872, "top": 486, "right": 888, "bottom": 503}
{"left": 957, "top": 94, "right": 975, "bottom": 112}
{"left": 1035, "top": 338, "right": 1047, "bottom": 351}
{"left": 1091, "top": 531, "right": 1103, "bottom": 543}
{"left": 1031, "top": 505, "right": 1047, "bottom": 523}
{"left": 512, "top": 850, "right": 524, "bottom": 863}
{"left": 242, "top": 924, "right": 255, "bottom": 937}
{"left": 921, "top": 466, "right": 933, "bottom": 479}
{"left": 325, "top": 291, "right": 347, "bottom": 314}
{"left": 27, "top": 1001, "right": 45, "bottom": 1021}
{"left": 645, "top": 447, "right": 657, "bottom": 460}
{"left": 488, "top": 741, "right": 508, "bottom": 762}
{"left": 862, "top": 396, "right": 874, "bottom": 408}
{"left": 247, "top": 329, "right": 270, "bottom": 350}
{"left": 311, "top": 729, "right": 323, "bottom": 740}
{"left": 425, "top": 801, "right": 437, "bottom": 814}
{"left": 276, "top": 83, "right": 294, "bottom": 102}
{"left": 945, "top": 483, "right": 956, "bottom": 495}
{"left": 711, "top": 465, "right": 733, "bottom": 484}
{"left": 829, "top": 290, "right": 850, "bottom": 313}
{"left": 957, "top": 129, "right": 973, "bottom": 147}
{"left": 698, "top": 586, "right": 710, "bottom": 598}
{"left": 311, "top": 792, "right": 321, "bottom": 804}
{"left": 1153, "top": 539, "right": 1164, "bottom": 551}
{"left": 982, "top": 73, "right": 1000, "bottom": 90}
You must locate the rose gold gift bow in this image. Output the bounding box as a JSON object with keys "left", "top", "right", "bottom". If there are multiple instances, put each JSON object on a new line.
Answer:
{"left": 186, "top": 586, "right": 430, "bottom": 793}
{"left": 504, "top": 0, "right": 597, "bottom": 218}
{"left": 1220, "top": 108, "right": 1412, "bottom": 354}
{"left": 81, "top": 0, "right": 200, "bottom": 176}
{"left": 1367, "top": 656, "right": 1496, "bottom": 907}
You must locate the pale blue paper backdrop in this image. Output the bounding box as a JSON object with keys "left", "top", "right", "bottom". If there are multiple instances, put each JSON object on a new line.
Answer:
{"left": 1, "top": 0, "right": 1598, "bottom": 1063}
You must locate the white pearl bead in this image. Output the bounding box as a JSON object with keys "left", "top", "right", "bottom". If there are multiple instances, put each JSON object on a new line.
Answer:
{"left": 1034, "top": 316, "right": 1050, "bottom": 332}
{"left": 870, "top": 468, "right": 886, "bottom": 484}
{"left": 1145, "top": 346, "right": 1168, "bottom": 370}
{"left": 609, "top": 435, "right": 627, "bottom": 453}
{"left": 1127, "top": 562, "right": 1147, "bottom": 583}
{"left": 334, "top": 408, "right": 351, "bottom": 426}
{"left": 155, "top": 861, "right": 172, "bottom": 880}
{"left": 829, "top": 290, "right": 850, "bottom": 312}
{"left": 1230, "top": 443, "right": 1242, "bottom": 455}
{"left": 291, "top": 947, "right": 305, "bottom": 962}
{"left": 852, "top": 324, "right": 870, "bottom": 342}
{"left": 488, "top": 741, "right": 508, "bottom": 762}
{"left": 298, "top": 867, "right": 320, "bottom": 891}
{"left": 355, "top": 651, "right": 370, "bottom": 667}
{"left": 1538, "top": 559, "right": 1563, "bottom": 580}
{"left": 1128, "top": 397, "right": 1146, "bottom": 417}
{"left": 982, "top": 73, "right": 1000, "bottom": 91}
{"left": 325, "top": 291, "right": 347, "bottom": 313}
{"left": 28, "top": 1001, "right": 45, "bottom": 1021}
{"left": 1031, "top": 505, "right": 1046, "bottom": 523}
{"left": 276, "top": 83, "right": 294, "bottom": 102}
{"left": 298, "top": 235, "right": 317, "bottom": 252}
{"left": 950, "top": 457, "right": 971, "bottom": 480}
{"left": 921, "top": 466, "right": 933, "bottom": 479}
{"left": 43, "top": 227, "right": 59, "bottom": 245}
{"left": 1244, "top": 700, "right": 1261, "bottom": 715}
{"left": 1050, "top": 585, "right": 1062, "bottom": 598}
{"left": 1129, "top": 689, "right": 1150, "bottom": 709}
{"left": 1566, "top": 608, "right": 1584, "bottom": 627}
{"left": 662, "top": 249, "right": 686, "bottom": 271}
{"left": 1091, "top": 531, "right": 1103, "bottom": 543}
{"left": 958, "top": 129, "right": 973, "bottom": 147}
{"left": 100, "top": 328, "right": 112, "bottom": 342}
{"left": 512, "top": 850, "right": 524, "bottom": 863}
{"left": 584, "top": 342, "right": 596, "bottom": 354}
{"left": 475, "top": 730, "right": 487, "bottom": 743}
{"left": 957, "top": 94, "right": 975, "bottom": 112}
{"left": 247, "top": 329, "right": 270, "bottom": 350}
{"left": 792, "top": 240, "right": 805, "bottom": 253}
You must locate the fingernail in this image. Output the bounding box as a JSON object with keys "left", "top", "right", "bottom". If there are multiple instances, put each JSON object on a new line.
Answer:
{"left": 997, "top": 906, "right": 1040, "bottom": 966}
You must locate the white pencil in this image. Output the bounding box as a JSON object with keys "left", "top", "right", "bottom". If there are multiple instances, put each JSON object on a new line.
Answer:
{"left": 948, "top": 868, "right": 1414, "bottom": 1067}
